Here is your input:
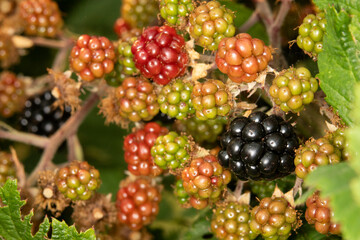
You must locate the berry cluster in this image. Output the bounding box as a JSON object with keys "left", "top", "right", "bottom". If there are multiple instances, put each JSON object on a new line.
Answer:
{"left": 55, "top": 161, "right": 101, "bottom": 201}
{"left": 249, "top": 175, "right": 296, "bottom": 199}
{"left": 158, "top": 79, "right": 194, "bottom": 119}
{"left": 249, "top": 197, "right": 298, "bottom": 239}
{"left": 115, "top": 77, "right": 159, "bottom": 122}
{"left": 70, "top": 35, "right": 116, "bottom": 82}
{"left": 192, "top": 80, "right": 231, "bottom": 120}
{"left": 174, "top": 179, "right": 189, "bottom": 205}
{"left": 296, "top": 12, "right": 326, "bottom": 57}
{"left": 0, "top": 71, "right": 25, "bottom": 118}
{"left": 151, "top": 131, "right": 190, "bottom": 170}
{"left": 189, "top": 0, "right": 235, "bottom": 50}
{"left": 0, "top": 34, "right": 18, "bottom": 68}
{"left": 269, "top": 67, "right": 318, "bottom": 113}
{"left": 211, "top": 202, "right": 257, "bottom": 240}
{"left": 216, "top": 33, "right": 273, "bottom": 83}
{"left": 0, "top": 151, "right": 15, "bottom": 185}
{"left": 121, "top": 0, "right": 159, "bottom": 29}
{"left": 181, "top": 155, "right": 231, "bottom": 209}
{"left": 294, "top": 129, "right": 348, "bottom": 179}
{"left": 160, "top": 0, "right": 194, "bottom": 27}
{"left": 105, "top": 37, "right": 139, "bottom": 87}
{"left": 132, "top": 26, "right": 189, "bottom": 85}
{"left": 19, "top": 0, "right": 63, "bottom": 38}
{"left": 124, "top": 122, "right": 168, "bottom": 176}
{"left": 113, "top": 18, "right": 131, "bottom": 38}
{"left": 175, "top": 116, "right": 227, "bottom": 147}
{"left": 305, "top": 191, "right": 341, "bottom": 235}
{"left": 218, "top": 112, "right": 299, "bottom": 181}
{"left": 116, "top": 177, "right": 161, "bottom": 230}
{"left": 19, "top": 91, "right": 71, "bottom": 136}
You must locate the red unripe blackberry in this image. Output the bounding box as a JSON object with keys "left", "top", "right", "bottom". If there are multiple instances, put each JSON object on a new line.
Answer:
{"left": 216, "top": 33, "right": 273, "bottom": 83}
{"left": 305, "top": 191, "right": 341, "bottom": 235}
{"left": 19, "top": 0, "right": 63, "bottom": 38}
{"left": 294, "top": 129, "right": 349, "bottom": 179}
{"left": 0, "top": 151, "right": 15, "bottom": 185}
{"left": 115, "top": 77, "right": 159, "bottom": 122}
{"left": 0, "top": 33, "right": 19, "bottom": 68}
{"left": 131, "top": 25, "right": 189, "bottom": 85}
{"left": 116, "top": 177, "right": 161, "bottom": 230}
{"left": 211, "top": 202, "right": 258, "bottom": 240}
{"left": 189, "top": 0, "right": 236, "bottom": 50}
{"left": 70, "top": 35, "right": 116, "bottom": 82}
{"left": 191, "top": 79, "right": 232, "bottom": 120}
{"left": 0, "top": 71, "right": 25, "bottom": 118}
{"left": 124, "top": 122, "right": 168, "bottom": 176}
{"left": 121, "top": 0, "right": 159, "bottom": 29}
{"left": 55, "top": 161, "right": 101, "bottom": 201}
{"left": 249, "top": 197, "right": 298, "bottom": 239}
{"left": 181, "top": 154, "right": 231, "bottom": 209}
{"left": 269, "top": 67, "right": 318, "bottom": 113}
{"left": 113, "top": 18, "right": 131, "bottom": 38}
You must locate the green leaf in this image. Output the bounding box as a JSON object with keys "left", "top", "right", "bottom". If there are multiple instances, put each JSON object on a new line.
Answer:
{"left": 314, "top": 0, "right": 360, "bottom": 13}
{"left": 314, "top": 3, "right": 360, "bottom": 125}
{"left": 0, "top": 179, "right": 97, "bottom": 240}
{"left": 181, "top": 209, "right": 215, "bottom": 240}
{"left": 0, "top": 179, "right": 50, "bottom": 240}
{"left": 305, "top": 163, "right": 360, "bottom": 240}
{"left": 290, "top": 223, "right": 341, "bottom": 240}
{"left": 51, "top": 219, "right": 96, "bottom": 240}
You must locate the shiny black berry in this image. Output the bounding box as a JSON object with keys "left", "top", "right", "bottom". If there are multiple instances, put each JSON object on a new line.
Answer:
{"left": 218, "top": 113, "right": 298, "bottom": 180}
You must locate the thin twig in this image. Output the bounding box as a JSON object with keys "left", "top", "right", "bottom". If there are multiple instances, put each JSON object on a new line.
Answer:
{"left": 67, "top": 134, "right": 83, "bottom": 162}
{"left": 0, "top": 128, "right": 49, "bottom": 148}
{"left": 10, "top": 147, "right": 26, "bottom": 188}
{"left": 234, "top": 180, "right": 245, "bottom": 198}
{"left": 293, "top": 177, "right": 303, "bottom": 197}
{"left": 238, "top": 10, "right": 259, "bottom": 33}
{"left": 29, "top": 36, "right": 68, "bottom": 48}
{"left": 27, "top": 93, "right": 99, "bottom": 186}
{"left": 52, "top": 37, "right": 74, "bottom": 72}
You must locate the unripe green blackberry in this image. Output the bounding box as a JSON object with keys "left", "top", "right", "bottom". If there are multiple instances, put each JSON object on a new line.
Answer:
{"left": 211, "top": 202, "right": 258, "bottom": 240}
{"left": 296, "top": 12, "right": 326, "bottom": 58}
{"left": 121, "top": 0, "right": 159, "bottom": 29}
{"left": 160, "top": 0, "right": 195, "bottom": 27}
{"left": 191, "top": 79, "right": 232, "bottom": 120}
{"left": 181, "top": 154, "right": 232, "bottom": 209}
{"left": 189, "top": 0, "right": 235, "bottom": 50}
{"left": 151, "top": 131, "right": 191, "bottom": 170}
{"left": 55, "top": 161, "right": 101, "bottom": 201}
{"left": 249, "top": 197, "right": 298, "bottom": 240}
{"left": 174, "top": 179, "right": 190, "bottom": 205}
{"left": 249, "top": 175, "right": 296, "bottom": 199}
{"left": 175, "top": 116, "right": 227, "bottom": 146}
{"left": 269, "top": 67, "right": 318, "bottom": 113}
{"left": 294, "top": 129, "right": 348, "bottom": 179}
{"left": 105, "top": 38, "right": 139, "bottom": 87}
{"left": 0, "top": 151, "right": 15, "bottom": 185}
{"left": 158, "top": 79, "right": 195, "bottom": 120}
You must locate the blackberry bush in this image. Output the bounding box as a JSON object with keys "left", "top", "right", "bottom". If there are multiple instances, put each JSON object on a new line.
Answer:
{"left": 151, "top": 131, "right": 190, "bottom": 170}
{"left": 160, "top": 0, "right": 194, "bottom": 27}
{"left": 131, "top": 25, "right": 189, "bottom": 85}
{"left": 70, "top": 35, "right": 116, "bottom": 82}
{"left": 305, "top": 191, "right": 341, "bottom": 235}
{"left": 211, "top": 202, "right": 258, "bottom": 240}
{"left": 294, "top": 129, "right": 349, "bottom": 179}
{"left": 218, "top": 112, "right": 299, "bottom": 181}
{"left": 216, "top": 33, "right": 273, "bottom": 83}
{"left": 19, "top": 0, "right": 63, "bottom": 38}
{"left": 269, "top": 67, "right": 318, "bottom": 113}
{"left": 0, "top": 151, "right": 15, "bottom": 185}
{"left": 121, "top": 0, "right": 159, "bottom": 29}
{"left": 296, "top": 12, "right": 326, "bottom": 58}
{"left": 124, "top": 122, "right": 168, "bottom": 176}
{"left": 181, "top": 154, "right": 231, "bottom": 209}
{"left": 189, "top": 0, "right": 235, "bottom": 50}
{"left": 191, "top": 79, "right": 232, "bottom": 120}
{"left": 157, "top": 79, "right": 194, "bottom": 120}
{"left": 19, "top": 91, "right": 71, "bottom": 136}
{"left": 0, "top": 71, "right": 25, "bottom": 118}
{"left": 249, "top": 197, "right": 298, "bottom": 240}
{"left": 116, "top": 177, "right": 161, "bottom": 231}
{"left": 55, "top": 161, "right": 101, "bottom": 201}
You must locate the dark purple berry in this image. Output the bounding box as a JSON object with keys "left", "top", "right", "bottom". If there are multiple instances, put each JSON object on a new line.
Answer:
{"left": 230, "top": 117, "right": 249, "bottom": 137}
{"left": 220, "top": 130, "right": 232, "bottom": 148}
{"left": 261, "top": 115, "right": 279, "bottom": 134}
{"left": 218, "top": 150, "right": 230, "bottom": 167}
{"left": 242, "top": 122, "right": 265, "bottom": 142}
{"left": 265, "top": 133, "right": 286, "bottom": 153}
{"left": 278, "top": 155, "right": 295, "bottom": 173}
{"left": 279, "top": 123, "right": 293, "bottom": 138}
{"left": 259, "top": 152, "right": 278, "bottom": 175}
{"left": 240, "top": 142, "right": 264, "bottom": 165}
{"left": 248, "top": 111, "right": 267, "bottom": 123}
{"left": 227, "top": 138, "right": 243, "bottom": 157}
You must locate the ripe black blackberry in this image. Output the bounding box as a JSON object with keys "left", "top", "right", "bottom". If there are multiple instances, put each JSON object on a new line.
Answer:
{"left": 218, "top": 112, "right": 298, "bottom": 181}
{"left": 19, "top": 91, "right": 71, "bottom": 136}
